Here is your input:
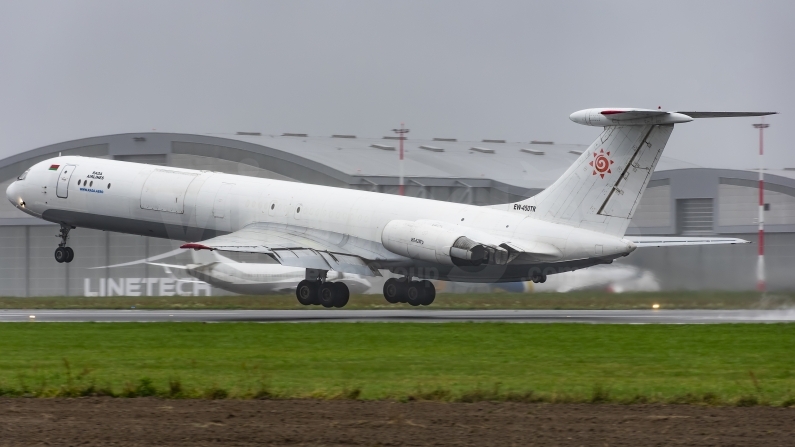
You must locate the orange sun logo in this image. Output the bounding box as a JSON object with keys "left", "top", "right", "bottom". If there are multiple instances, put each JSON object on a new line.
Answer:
{"left": 589, "top": 148, "right": 614, "bottom": 178}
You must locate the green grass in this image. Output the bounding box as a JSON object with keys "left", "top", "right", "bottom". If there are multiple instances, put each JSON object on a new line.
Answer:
{"left": 0, "top": 291, "right": 793, "bottom": 310}
{"left": 1, "top": 323, "right": 794, "bottom": 405}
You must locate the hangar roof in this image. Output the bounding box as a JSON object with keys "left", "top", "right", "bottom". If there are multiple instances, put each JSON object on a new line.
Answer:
{"left": 206, "top": 133, "right": 700, "bottom": 189}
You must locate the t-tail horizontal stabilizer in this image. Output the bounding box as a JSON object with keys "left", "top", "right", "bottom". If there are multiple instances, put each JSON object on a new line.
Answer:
{"left": 570, "top": 108, "right": 776, "bottom": 127}
{"left": 626, "top": 236, "right": 750, "bottom": 248}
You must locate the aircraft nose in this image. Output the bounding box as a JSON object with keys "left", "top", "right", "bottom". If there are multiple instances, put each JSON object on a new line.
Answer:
{"left": 6, "top": 181, "right": 21, "bottom": 206}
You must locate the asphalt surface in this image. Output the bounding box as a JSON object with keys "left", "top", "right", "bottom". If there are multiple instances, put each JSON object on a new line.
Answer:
{"left": 2, "top": 309, "right": 795, "bottom": 323}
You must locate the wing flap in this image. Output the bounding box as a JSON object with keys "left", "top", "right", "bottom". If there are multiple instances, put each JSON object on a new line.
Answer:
{"left": 318, "top": 252, "right": 380, "bottom": 277}
{"left": 181, "top": 223, "right": 383, "bottom": 276}
{"left": 626, "top": 236, "right": 750, "bottom": 247}
{"left": 270, "top": 248, "right": 331, "bottom": 270}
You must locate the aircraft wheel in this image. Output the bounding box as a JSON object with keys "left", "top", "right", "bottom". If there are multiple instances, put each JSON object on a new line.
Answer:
{"left": 419, "top": 280, "right": 436, "bottom": 306}
{"left": 319, "top": 283, "right": 337, "bottom": 308}
{"left": 396, "top": 279, "right": 409, "bottom": 303}
{"left": 54, "top": 247, "right": 68, "bottom": 263}
{"left": 64, "top": 247, "right": 74, "bottom": 263}
{"left": 296, "top": 280, "right": 319, "bottom": 306}
{"left": 383, "top": 278, "right": 404, "bottom": 304}
{"left": 333, "top": 282, "right": 349, "bottom": 308}
{"left": 406, "top": 281, "right": 425, "bottom": 307}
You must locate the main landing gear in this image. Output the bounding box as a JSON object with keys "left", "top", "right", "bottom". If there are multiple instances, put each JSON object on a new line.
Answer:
{"left": 530, "top": 272, "right": 547, "bottom": 284}
{"left": 295, "top": 274, "right": 350, "bottom": 309}
{"left": 54, "top": 223, "right": 75, "bottom": 264}
{"left": 383, "top": 278, "right": 436, "bottom": 306}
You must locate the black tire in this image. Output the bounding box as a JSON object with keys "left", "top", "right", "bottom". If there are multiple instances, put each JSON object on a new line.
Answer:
{"left": 383, "top": 278, "right": 402, "bottom": 303}
{"left": 296, "top": 280, "right": 318, "bottom": 306}
{"left": 333, "top": 282, "right": 349, "bottom": 308}
{"left": 64, "top": 247, "right": 74, "bottom": 263}
{"left": 396, "top": 279, "right": 409, "bottom": 303}
{"left": 419, "top": 280, "right": 436, "bottom": 306}
{"left": 406, "top": 282, "right": 425, "bottom": 307}
{"left": 54, "top": 247, "right": 67, "bottom": 263}
{"left": 319, "top": 283, "right": 336, "bottom": 308}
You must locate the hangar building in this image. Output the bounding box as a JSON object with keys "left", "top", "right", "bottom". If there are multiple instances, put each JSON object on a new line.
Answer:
{"left": 1, "top": 131, "right": 793, "bottom": 296}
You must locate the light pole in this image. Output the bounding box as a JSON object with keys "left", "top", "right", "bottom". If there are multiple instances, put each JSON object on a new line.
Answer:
{"left": 753, "top": 120, "right": 769, "bottom": 292}
{"left": 392, "top": 123, "right": 409, "bottom": 196}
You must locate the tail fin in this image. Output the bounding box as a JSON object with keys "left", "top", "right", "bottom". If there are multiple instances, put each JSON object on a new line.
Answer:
{"left": 509, "top": 108, "right": 775, "bottom": 237}
{"left": 519, "top": 124, "right": 672, "bottom": 237}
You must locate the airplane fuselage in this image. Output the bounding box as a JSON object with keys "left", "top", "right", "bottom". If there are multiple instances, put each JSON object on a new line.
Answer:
{"left": 7, "top": 156, "right": 634, "bottom": 282}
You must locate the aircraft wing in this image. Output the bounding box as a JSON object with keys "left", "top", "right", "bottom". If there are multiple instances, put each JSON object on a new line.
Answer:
{"left": 147, "top": 262, "right": 188, "bottom": 270}
{"left": 626, "top": 236, "right": 750, "bottom": 247}
{"left": 180, "top": 223, "right": 383, "bottom": 277}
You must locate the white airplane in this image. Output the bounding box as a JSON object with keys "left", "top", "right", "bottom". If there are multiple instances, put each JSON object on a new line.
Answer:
{"left": 6, "top": 108, "right": 773, "bottom": 307}
{"left": 151, "top": 249, "right": 371, "bottom": 301}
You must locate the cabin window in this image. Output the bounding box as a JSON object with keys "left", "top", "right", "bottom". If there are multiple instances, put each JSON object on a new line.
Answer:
{"left": 107, "top": 183, "right": 111, "bottom": 189}
{"left": 90, "top": 181, "right": 93, "bottom": 187}
{"left": 77, "top": 180, "right": 81, "bottom": 186}
{"left": 296, "top": 207, "right": 301, "bottom": 213}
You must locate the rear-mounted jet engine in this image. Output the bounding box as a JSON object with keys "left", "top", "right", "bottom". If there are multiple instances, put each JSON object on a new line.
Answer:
{"left": 381, "top": 220, "right": 509, "bottom": 266}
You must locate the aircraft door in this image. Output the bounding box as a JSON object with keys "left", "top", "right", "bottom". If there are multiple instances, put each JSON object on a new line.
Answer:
{"left": 213, "top": 183, "right": 234, "bottom": 218}
{"left": 56, "top": 164, "right": 77, "bottom": 198}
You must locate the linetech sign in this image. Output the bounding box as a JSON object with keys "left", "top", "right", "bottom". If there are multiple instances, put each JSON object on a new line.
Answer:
{"left": 83, "top": 278, "right": 212, "bottom": 297}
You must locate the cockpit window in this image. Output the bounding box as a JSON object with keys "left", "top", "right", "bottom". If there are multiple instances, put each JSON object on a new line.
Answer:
{"left": 17, "top": 169, "right": 29, "bottom": 180}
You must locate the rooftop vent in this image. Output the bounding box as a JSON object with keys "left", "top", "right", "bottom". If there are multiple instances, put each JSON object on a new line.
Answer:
{"left": 470, "top": 147, "right": 495, "bottom": 154}
{"left": 520, "top": 148, "right": 545, "bottom": 155}
{"left": 282, "top": 133, "right": 308, "bottom": 137}
{"left": 433, "top": 138, "right": 457, "bottom": 142}
{"left": 133, "top": 137, "right": 146, "bottom": 142}
{"left": 332, "top": 134, "right": 356, "bottom": 139}
{"left": 568, "top": 150, "right": 583, "bottom": 155}
{"left": 370, "top": 144, "right": 396, "bottom": 151}
{"left": 530, "top": 140, "right": 554, "bottom": 145}
{"left": 419, "top": 145, "right": 444, "bottom": 152}
{"left": 482, "top": 139, "right": 506, "bottom": 143}
{"left": 236, "top": 132, "right": 262, "bottom": 136}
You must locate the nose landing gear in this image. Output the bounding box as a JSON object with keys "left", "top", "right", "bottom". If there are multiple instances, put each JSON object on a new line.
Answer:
{"left": 54, "top": 223, "right": 75, "bottom": 263}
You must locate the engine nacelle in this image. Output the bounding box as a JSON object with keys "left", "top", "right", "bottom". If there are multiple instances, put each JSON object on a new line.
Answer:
{"left": 381, "top": 220, "right": 506, "bottom": 266}
{"left": 381, "top": 220, "right": 509, "bottom": 266}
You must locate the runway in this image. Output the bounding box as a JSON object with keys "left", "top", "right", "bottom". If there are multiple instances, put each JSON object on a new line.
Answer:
{"left": 2, "top": 309, "right": 795, "bottom": 323}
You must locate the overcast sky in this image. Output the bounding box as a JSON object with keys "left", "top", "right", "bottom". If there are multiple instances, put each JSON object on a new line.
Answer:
{"left": 0, "top": 1, "right": 791, "bottom": 170}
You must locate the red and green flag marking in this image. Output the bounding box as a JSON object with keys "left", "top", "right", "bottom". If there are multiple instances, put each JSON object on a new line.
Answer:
{"left": 49, "top": 164, "right": 59, "bottom": 171}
